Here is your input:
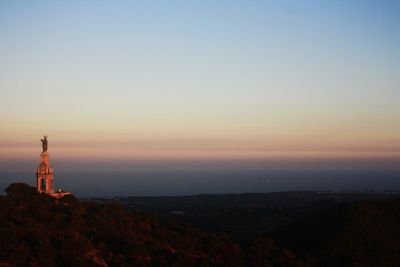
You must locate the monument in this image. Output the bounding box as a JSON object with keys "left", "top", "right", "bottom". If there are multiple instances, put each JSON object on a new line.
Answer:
{"left": 36, "top": 135, "right": 71, "bottom": 198}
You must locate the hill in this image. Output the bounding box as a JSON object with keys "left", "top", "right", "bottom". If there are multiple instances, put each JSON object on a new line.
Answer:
{"left": 1, "top": 183, "right": 400, "bottom": 267}
{"left": 95, "top": 191, "right": 397, "bottom": 243}
{"left": 271, "top": 198, "right": 400, "bottom": 267}
{"left": 0, "top": 183, "right": 245, "bottom": 266}
{"left": 0, "top": 183, "right": 301, "bottom": 267}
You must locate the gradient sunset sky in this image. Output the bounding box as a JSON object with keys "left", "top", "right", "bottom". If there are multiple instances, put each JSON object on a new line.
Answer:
{"left": 1, "top": 1, "right": 399, "bottom": 170}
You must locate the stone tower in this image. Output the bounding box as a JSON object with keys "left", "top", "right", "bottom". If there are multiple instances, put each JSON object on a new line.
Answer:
{"left": 36, "top": 150, "right": 54, "bottom": 193}
{"left": 35, "top": 135, "right": 71, "bottom": 198}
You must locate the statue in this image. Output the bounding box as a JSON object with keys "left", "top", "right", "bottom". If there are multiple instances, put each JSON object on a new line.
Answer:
{"left": 41, "top": 135, "right": 48, "bottom": 152}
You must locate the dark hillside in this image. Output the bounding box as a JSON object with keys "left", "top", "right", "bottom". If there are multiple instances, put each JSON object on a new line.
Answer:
{"left": 103, "top": 192, "right": 397, "bottom": 243}
{"left": 271, "top": 198, "right": 400, "bottom": 267}
{"left": 1, "top": 183, "right": 400, "bottom": 267}
{"left": 0, "top": 183, "right": 245, "bottom": 267}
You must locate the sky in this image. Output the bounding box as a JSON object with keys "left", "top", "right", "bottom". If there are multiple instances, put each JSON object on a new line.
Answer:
{"left": 1, "top": 0, "right": 400, "bottom": 172}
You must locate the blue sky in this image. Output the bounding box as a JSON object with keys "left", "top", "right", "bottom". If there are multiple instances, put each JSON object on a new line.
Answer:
{"left": 0, "top": 1, "right": 399, "bottom": 170}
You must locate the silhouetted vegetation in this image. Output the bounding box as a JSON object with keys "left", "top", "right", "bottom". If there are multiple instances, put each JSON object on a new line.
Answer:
{"left": 1, "top": 183, "right": 399, "bottom": 266}
{"left": 105, "top": 192, "right": 397, "bottom": 243}
{"left": 0, "top": 183, "right": 245, "bottom": 266}
{"left": 271, "top": 198, "right": 400, "bottom": 267}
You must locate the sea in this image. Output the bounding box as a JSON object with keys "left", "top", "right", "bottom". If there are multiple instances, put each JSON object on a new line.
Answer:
{"left": 1, "top": 169, "right": 400, "bottom": 197}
